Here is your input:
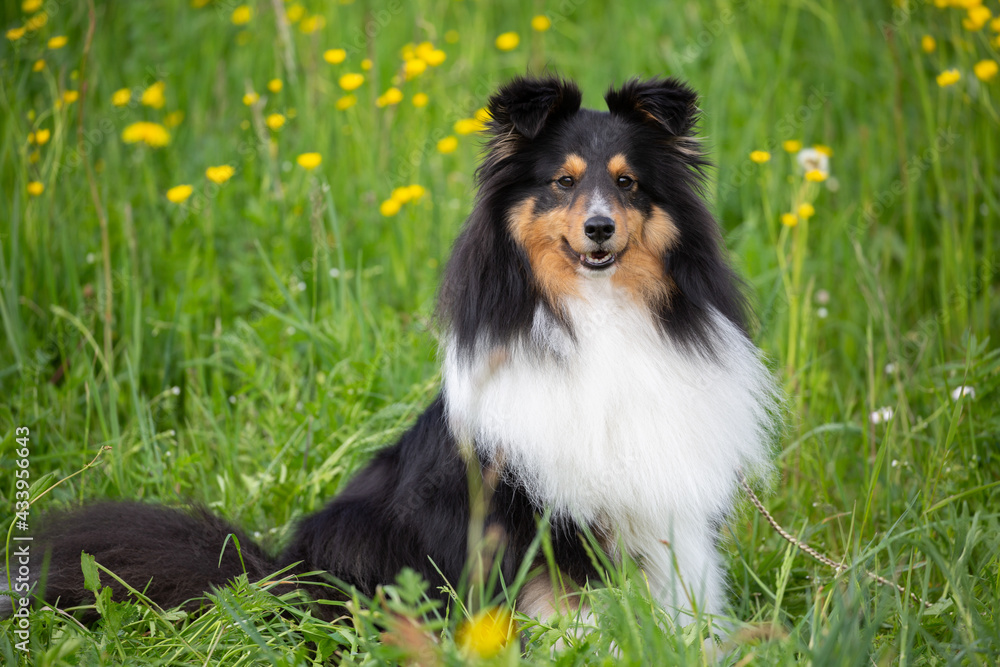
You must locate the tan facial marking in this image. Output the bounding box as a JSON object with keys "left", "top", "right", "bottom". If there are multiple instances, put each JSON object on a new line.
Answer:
{"left": 607, "top": 153, "right": 631, "bottom": 178}
{"left": 518, "top": 571, "right": 582, "bottom": 619}
{"left": 611, "top": 204, "right": 679, "bottom": 307}
{"left": 508, "top": 198, "right": 581, "bottom": 307}
{"left": 560, "top": 153, "right": 587, "bottom": 182}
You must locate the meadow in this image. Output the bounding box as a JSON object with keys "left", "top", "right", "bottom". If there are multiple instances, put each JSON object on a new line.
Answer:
{"left": 1, "top": 0, "right": 999, "bottom": 664}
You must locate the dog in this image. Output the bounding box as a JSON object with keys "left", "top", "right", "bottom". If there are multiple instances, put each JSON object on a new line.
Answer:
{"left": 33, "top": 75, "right": 778, "bottom": 630}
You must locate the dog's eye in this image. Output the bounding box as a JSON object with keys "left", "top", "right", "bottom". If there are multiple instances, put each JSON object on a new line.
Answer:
{"left": 556, "top": 176, "right": 575, "bottom": 188}
{"left": 617, "top": 176, "right": 635, "bottom": 190}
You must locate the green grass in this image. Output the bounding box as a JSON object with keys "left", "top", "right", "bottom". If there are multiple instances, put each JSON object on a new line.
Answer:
{"left": 2, "top": 0, "right": 998, "bottom": 664}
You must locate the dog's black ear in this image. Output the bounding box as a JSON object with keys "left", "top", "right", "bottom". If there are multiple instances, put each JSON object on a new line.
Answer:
{"left": 487, "top": 76, "right": 582, "bottom": 139}
{"left": 605, "top": 78, "right": 699, "bottom": 136}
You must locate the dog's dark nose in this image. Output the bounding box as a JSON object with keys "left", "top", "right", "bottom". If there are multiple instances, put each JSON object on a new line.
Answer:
{"left": 584, "top": 216, "right": 615, "bottom": 244}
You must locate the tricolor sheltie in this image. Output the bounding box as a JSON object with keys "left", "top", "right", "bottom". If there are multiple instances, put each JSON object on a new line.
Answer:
{"left": 34, "top": 76, "right": 779, "bottom": 629}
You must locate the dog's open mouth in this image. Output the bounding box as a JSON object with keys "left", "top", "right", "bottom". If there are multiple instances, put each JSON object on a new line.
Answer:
{"left": 580, "top": 250, "right": 615, "bottom": 269}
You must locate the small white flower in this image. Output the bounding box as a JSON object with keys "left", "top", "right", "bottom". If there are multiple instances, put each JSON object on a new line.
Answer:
{"left": 229, "top": 395, "right": 236, "bottom": 404}
{"left": 825, "top": 176, "right": 840, "bottom": 192}
{"left": 884, "top": 363, "right": 896, "bottom": 375}
{"left": 286, "top": 326, "right": 295, "bottom": 335}
{"left": 815, "top": 289, "right": 830, "bottom": 305}
{"left": 86, "top": 252, "right": 96, "bottom": 264}
{"left": 950, "top": 385, "right": 976, "bottom": 401}
{"left": 329, "top": 268, "right": 340, "bottom": 278}
{"left": 171, "top": 386, "right": 181, "bottom": 396}
{"left": 817, "top": 307, "right": 828, "bottom": 319}
{"left": 869, "top": 406, "right": 894, "bottom": 424}
{"left": 891, "top": 459, "right": 898, "bottom": 467}
{"left": 296, "top": 281, "right": 307, "bottom": 292}
{"left": 797, "top": 147, "right": 830, "bottom": 177}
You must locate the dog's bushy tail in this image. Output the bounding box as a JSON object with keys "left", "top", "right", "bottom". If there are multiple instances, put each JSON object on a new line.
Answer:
{"left": 36, "top": 502, "right": 281, "bottom": 615}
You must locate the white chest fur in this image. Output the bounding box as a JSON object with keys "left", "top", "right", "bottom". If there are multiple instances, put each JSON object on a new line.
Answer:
{"left": 442, "top": 279, "right": 778, "bottom": 615}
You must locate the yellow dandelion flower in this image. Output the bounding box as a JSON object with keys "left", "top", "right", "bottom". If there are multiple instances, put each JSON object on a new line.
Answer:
{"left": 47, "top": 35, "right": 67, "bottom": 49}
{"left": 423, "top": 49, "right": 446, "bottom": 67}
{"left": 361, "top": 58, "right": 372, "bottom": 70}
{"left": 34, "top": 128, "right": 50, "bottom": 145}
{"left": 454, "top": 118, "right": 485, "bottom": 135}
{"left": 379, "top": 198, "right": 401, "bottom": 217}
{"left": 415, "top": 42, "right": 435, "bottom": 60}
{"left": 7, "top": 27, "right": 26, "bottom": 41}
{"left": 991, "top": 16, "right": 1000, "bottom": 32}
{"left": 121, "top": 121, "right": 171, "bottom": 148}
{"left": 339, "top": 73, "right": 364, "bottom": 91}
{"left": 445, "top": 29, "right": 459, "bottom": 44}
{"left": 412, "top": 92, "right": 429, "bottom": 108}
{"left": 112, "top": 87, "right": 131, "bottom": 106}
{"left": 804, "top": 169, "right": 827, "bottom": 182}
{"left": 797, "top": 203, "right": 815, "bottom": 219}
{"left": 474, "top": 107, "right": 491, "bottom": 123}
{"left": 335, "top": 94, "right": 357, "bottom": 110}
{"left": 391, "top": 186, "right": 413, "bottom": 203}
{"left": 231, "top": 5, "right": 252, "bottom": 25}
{"left": 25, "top": 12, "right": 47, "bottom": 31}
{"left": 23, "top": 0, "right": 43, "bottom": 12}
{"left": 297, "top": 152, "right": 322, "bottom": 170}
{"left": 286, "top": 3, "right": 305, "bottom": 23}
{"left": 268, "top": 78, "right": 283, "bottom": 93}
{"left": 782, "top": 139, "right": 802, "bottom": 153}
{"left": 61, "top": 90, "right": 79, "bottom": 104}
{"left": 962, "top": 5, "right": 991, "bottom": 31}
{"left": 921, "top": 35, "right": 936, "bottom": 53}
{"left": 31, "top": 59, "right": 44, "bottom": 72}
{"left": 437, "top": 135, "right": 458, "bottom": 154}
{"left": 813, "top": 144, "right": 833, "bottom": 157}
{"left": 495, "top": 32, "right": 520, "bottom": 51}
{"left": 266, "top": 113, "right": 286, "bottom": 130}
{"left": 205, "top": 165, "right": 235, "bottom": 184}
{"left": 406, "top": 184, "right": 426, "bottom": 200}
{"left": 750, "top": 150, "right": 770, "bottom": 163}
{"left": 164, "top": 110, "right": 184, "bottom": 127}
{"left": 26, "top": 110, "right": 35, "bottom": 121}
{"left": 781, "top": 213, "right": 798, "bottom": 227}
{"left": 243, "top": 91, "right": 260, "bottom": 106}
{"left": 532, "top": 15, "right": 551, "bottom": 31}
{"left": 974, "top": 59, "right": 998, "bottom": 82}
{"left": 936, "top": 68, "right": 961, "bottom": 87}
{"left": 401, "top": 42, "right": 416, "bottom": 60}
{"left": 141, "top": 81, "right": 166, "bottom": 109}
{"left": 403, "top": 58, "right": 427, "bottom": 79}
{"left": 299, "top": 14, "right": 325, "bottom": 34}
{"left": 28, "top": 150, "right": 40, "bottom": 164}
{"left": 166, "top": 185, "right": 193, "bottom": 203}
{"left": 456, "top": 608, "right": 514, "bottom": 658}
{"left": 324, "top": 48, "right": 347, "bottom": 64}
{"left": 27, "top": 181, "right": 44, "bottom": 196}
{"left": 377, "top": 87, "right": 403, "bottom": 107}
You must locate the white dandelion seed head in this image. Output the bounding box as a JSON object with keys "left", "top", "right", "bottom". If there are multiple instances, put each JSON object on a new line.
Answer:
{"left": 797, "top": 147, "right": 830, "bottom": 175}
{"left": 950, "top": 385, "right": 975, "bottom": 400}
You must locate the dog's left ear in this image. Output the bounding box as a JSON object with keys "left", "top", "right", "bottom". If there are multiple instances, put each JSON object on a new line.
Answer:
{"left": 487, "top": 76, "right": 582, "bottom": 139}
{"left": 605, "top": 78, "right": 699, "bottom": 137}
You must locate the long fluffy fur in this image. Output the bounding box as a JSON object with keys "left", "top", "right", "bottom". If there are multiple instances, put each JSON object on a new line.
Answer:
{"left": 29, "top": 75, "right": 778, "bottom": 626}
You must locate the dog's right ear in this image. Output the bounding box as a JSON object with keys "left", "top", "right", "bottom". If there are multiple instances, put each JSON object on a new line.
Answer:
{"left": 486, "top": 76, "right": 582, "bottom": 139}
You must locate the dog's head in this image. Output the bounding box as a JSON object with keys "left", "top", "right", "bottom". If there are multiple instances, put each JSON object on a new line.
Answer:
{"left": 440, "top": 76, "right": 748, "bottom": 355}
